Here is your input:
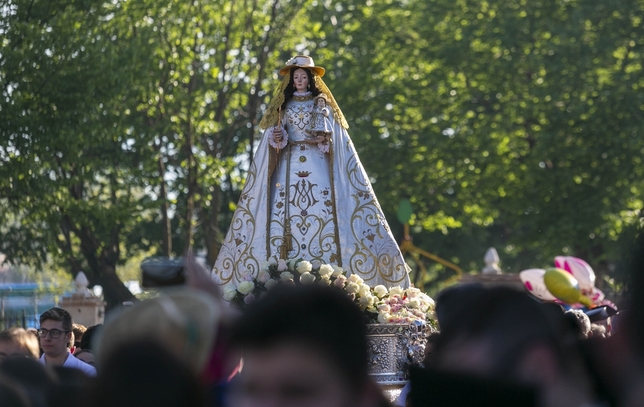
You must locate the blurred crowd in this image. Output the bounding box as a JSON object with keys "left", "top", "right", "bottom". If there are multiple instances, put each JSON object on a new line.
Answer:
{"left": 1, "top": 237, "right": 644, "bottom": 407}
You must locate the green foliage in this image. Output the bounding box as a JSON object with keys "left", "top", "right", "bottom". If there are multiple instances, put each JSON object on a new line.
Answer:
{"left": 306, "top": 0, "right": 644, "bottom": 291}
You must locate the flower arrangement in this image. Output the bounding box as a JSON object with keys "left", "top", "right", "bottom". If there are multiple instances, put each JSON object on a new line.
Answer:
{"left": 223, "top": 258, "right": 437, "bottom": 326}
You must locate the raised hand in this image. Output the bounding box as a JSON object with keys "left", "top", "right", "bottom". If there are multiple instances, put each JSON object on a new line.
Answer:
{"left": 273, "top": 126, "right": 283, "bottom": 142}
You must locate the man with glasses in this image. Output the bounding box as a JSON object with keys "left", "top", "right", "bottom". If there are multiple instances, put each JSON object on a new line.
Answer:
{"left": 38, "top": 307, "right": 96, "bottom": 376}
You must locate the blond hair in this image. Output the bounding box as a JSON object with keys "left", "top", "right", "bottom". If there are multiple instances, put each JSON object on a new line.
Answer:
{"left": 0, "top": 327, "right": 40, "bottom": 358}
{"left": 95, "top": 288, "right": 221, "bottom": 374}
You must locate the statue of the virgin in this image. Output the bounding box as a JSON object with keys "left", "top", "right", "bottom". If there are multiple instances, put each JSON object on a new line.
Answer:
{"left": 213, "top": 55, "right": 410, "bottom": 289}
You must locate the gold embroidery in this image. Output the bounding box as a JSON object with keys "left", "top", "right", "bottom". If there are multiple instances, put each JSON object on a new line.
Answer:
{"left": 292, "top": 94, "right": 313, "bottom": 102}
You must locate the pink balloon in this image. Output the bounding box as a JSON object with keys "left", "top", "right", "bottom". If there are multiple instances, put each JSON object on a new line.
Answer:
{"left": 564, "top": 256, "right": 596, "bottom": 293}
{"left": 520, "top": 269, "right": 557, "bottom": 301}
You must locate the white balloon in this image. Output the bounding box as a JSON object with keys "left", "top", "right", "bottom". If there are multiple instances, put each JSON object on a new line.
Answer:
{"left": 520, "top": 268, "right": 557, "bottom": 301}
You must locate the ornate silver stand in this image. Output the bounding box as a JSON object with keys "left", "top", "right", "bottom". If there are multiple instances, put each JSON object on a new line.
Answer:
{"left": 366, "top": 321, "right": 434, "bottom": 402}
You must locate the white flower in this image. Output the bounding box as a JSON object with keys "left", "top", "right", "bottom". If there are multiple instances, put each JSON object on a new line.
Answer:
{"left": 257, "top": 270, "right": 271, "bottom": 283}
{"left": 333, "top": 275, "right": 347, "bottom": 288}
{"left": 265, "top": 279, "right": 279, "bottom": 290}
{"left": 268, "top": 257, "right": 278, "bottom": 266}
{"left": 223, "top": 287, "right": 237, "bottom": 301}
{"left": 288, "top": 258, "right": 299, "bottom": 271}
{"left": 241, "top": 271, "right": 253, "bottom": 282}
{"left": 407, "top": 298, "right": 420, "bottom": 309}
{"left": 300, "top": 272, "right": 316, "bottom": 285}
{"left": 331, "top": 265, "right": 344, "bottom": 277}
{"left": 373, "top": 285, "right": 388, "bottom": 298}
{"left": 237, "top": 281, "right": 255, "bottom": 295}
{"left": 280, "top": 271, "right": 294, "bottom": 281}
{"left": 420, "top": 294, "right": 435, "bottom": 309}
{"left": 277, "top": 259, "right": 287, "bottom": 271}
{"left": 261, "top": 261, "right": 271, "bottom": 271}
{"left": 296, "top": 261, "right": 313, "bottom": 274}
{"left": 358, "top": 284, "right": 371, "bottom": 298}
{"left": 318, "top": 264, "right": 334, "bottom": 278}
{"left": 318, "top": 276, "right": 332, "bottom": 286}
{"left": 311, "top": 260, "right": 321, "bottom": 270}
{"left": 347, "top": 274, "right": 364, "bottom": 285}
{"left": 378, "top": 304, "right": 391, "bottom": 313}
{"left": 406, "top": 287, "right": 422, "bottom": 298}
{"left": 378, "top": 312, "right": 392, "bottom": 324}
{"left": 345, "top": 282, "right": 360, "bottom": 294}
{"left": 389, "top": 286, "right": 404, "bottom": 297}
{"left": 359, "top": 295, "right": 374, "bottom": 309}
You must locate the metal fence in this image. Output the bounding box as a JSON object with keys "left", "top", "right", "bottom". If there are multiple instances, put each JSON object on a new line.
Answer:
{"left": 0, "top": 310, "right": 40, "bottom": 330}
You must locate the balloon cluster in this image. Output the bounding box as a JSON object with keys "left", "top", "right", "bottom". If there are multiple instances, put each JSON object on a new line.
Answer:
{"left": 519, "top": 256, "right": 607, "bottom": 309}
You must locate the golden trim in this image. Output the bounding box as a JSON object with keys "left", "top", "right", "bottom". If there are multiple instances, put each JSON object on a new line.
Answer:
{"left": 280, "top": 143, "right": 293, "bottom": 259}
{"left": 328, "top": 137, "right": 342, "bottom": 266}
{"left": 292, "top": 94, "right": 313, "bottom": 102}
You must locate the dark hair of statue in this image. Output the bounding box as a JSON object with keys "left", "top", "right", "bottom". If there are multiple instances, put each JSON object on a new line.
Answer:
{"left": 282, "top": 67, "right": 321, "bottom": 109}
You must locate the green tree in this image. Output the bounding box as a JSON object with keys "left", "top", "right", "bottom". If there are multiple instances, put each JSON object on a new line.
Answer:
{"left": 305, "top": 0, "right": 644, "bottom": 290}
{"left": 0, "top": 0, "right": 316, "bottom": 306}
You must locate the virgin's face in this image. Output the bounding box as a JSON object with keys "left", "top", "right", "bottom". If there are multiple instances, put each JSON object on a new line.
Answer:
{"left": 293, "top": 69, "right": 309, "bottom": 93}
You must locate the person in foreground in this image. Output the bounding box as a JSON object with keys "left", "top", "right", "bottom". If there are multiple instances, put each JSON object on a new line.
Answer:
{"left": 410, "top": 286, "right": 596, "bottom": 407}
{"left": 38, "top": 307, "right": 96, "bottom": 376}
{"left": 227, "top": 284, "right": 389, "bottom": 407}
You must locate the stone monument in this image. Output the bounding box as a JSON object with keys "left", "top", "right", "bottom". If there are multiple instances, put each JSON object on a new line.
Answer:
{"left": 60, "top": 272, "right": 105, "bottom": 327}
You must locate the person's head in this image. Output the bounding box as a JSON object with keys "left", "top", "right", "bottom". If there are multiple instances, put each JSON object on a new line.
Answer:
{"left": 432, "top": 286, "right": 594, "bottom": 407}
{"left": 228, "top": 284, "right": 378, "bottom": 407}
{"left": 315, "top": 94, "right": 328, "bottom": 107}
{"left": 283, "top": 68, "right": 321, "bottom": 107}
{"left": 72, "top": 323, "right": 87, "bottom": 348}
{"left": 74, "top": 349, "right": 95, "bottom": 366}
{"left": 78, "top": 324, "right": 102, "bottom": 351}
{"left": 95, "top": 288, "right": 220, "bottom": 376}
{"left": 0, "top": 328, "right": 40, "bottom": 360}
{"left": 0, "top": 374, "right": 30, "bottom": 407}
{"left": 39, "top": 307, "right": 73, "bottom": 358}
{"left": 435, "top": 283, "right": 485, "bottom": 333}
{"left": 0, "top": 357, "right": 55, "bottom": 407}
{"left": 87, "top": 340, "right": 206, "bottom": 407}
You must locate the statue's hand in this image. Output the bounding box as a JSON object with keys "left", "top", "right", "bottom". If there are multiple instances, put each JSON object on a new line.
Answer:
{"left": 316, "top": 135, "right": 327, "bottom": 143}
{"left": 273, "top": 127, "right": 283, "bottom": 142}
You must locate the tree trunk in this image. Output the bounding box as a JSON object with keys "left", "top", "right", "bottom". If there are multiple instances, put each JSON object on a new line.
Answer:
{"left": 94, "top": 263, "right": 136, "bottom": 309}
{"left": 201, "top": 186, "right": 221, "bottom": 268}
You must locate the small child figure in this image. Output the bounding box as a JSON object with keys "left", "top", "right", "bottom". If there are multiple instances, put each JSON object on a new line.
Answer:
{"left": 307, "top": 94, "right": 332, "bottom": 152}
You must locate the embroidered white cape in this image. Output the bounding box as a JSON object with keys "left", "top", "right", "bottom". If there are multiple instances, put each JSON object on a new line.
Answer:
{"left": 213, "top": 93, "right": 410, "bottom": 289}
